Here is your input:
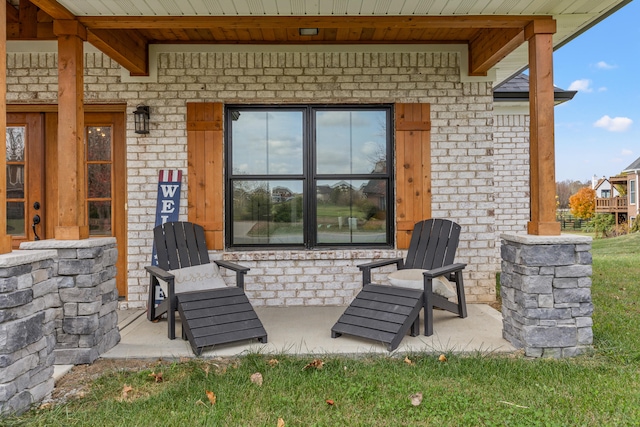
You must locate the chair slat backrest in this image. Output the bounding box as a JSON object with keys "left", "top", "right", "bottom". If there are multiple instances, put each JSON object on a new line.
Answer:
{"left": 404, "top": 219, "right": 461, "bottom": 270}
{"left": 154, "top": 221, "right": 211, "bottom": 270}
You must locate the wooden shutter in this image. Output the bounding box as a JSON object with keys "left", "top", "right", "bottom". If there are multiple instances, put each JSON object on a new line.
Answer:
{"left": 186, "top": 102, "right": 224, "bottom": 250}
{"left": 395, "top": 103, "right": 431, "bottom": 249}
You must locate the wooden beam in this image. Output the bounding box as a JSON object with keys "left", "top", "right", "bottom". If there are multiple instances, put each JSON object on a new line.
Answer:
{"left": 78, "top": 15, "right": 537, "bottom": 30}
{"left": 468, "top": 27, "right": 524, "bottom": 76}
{"left": 54, "top": 19, "right": 89, "bottom": 240}
{"left": 526, "top": 20, "right": 560, "bottom": 236}
{"left": 0, "top": 0, "right": 12, "bottom": 253}
{"left": 19, "top": 0, "right": 39, "bottom": 38}
{"left": 5, "top": 0, "right": 18, "bottom": 23}
{"left": 28, "top": 0, "right": 75, "bottom": 20}
{"left": 88, "top": 29, "right": 148, "bottom": 76}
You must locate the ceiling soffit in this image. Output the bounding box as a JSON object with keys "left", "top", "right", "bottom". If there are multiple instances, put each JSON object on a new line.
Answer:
{"left": 9, "top": 0, "right": 629, "bottom": 83}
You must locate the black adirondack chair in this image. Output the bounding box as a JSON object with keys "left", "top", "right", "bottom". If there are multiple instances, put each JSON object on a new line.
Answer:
{"left": 331, "top": 219, "right": 467, "bottom": 350}
{"left": 146, "top": 221, "right": 267, "bottom": 355}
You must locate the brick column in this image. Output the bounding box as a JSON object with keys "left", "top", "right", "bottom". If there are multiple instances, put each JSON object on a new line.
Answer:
{"left": 1, "top": 250, "right": 58, "bottom": 415}
{"left": 20, "top": 238, "right": 121, "bottom": 365}
{"left": 500, "top": 233, "right": 593, "bottom": 358}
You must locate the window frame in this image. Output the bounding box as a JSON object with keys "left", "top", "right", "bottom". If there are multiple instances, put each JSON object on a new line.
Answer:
{"left": 225, "top": 104, "right": 394, "bottom": 250}
{"left": 630, "top": 180, "right": 636, "bottom": 205}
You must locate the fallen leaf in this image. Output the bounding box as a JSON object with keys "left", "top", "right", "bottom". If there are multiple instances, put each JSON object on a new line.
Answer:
{"left": 206, "top": 390, "right": 216, "bottom": 405}
{"left": 438, "top": 354, "right": 448, "bottom": 362}
{"left": 303, "top": 359, "right": 324, "bottom": 370}
{"left": 410, "top": 392, "right": 423, "bottom": 406}
{"left": 250, "top": 372, "right": 264, "bottom": 386}
{"left": 195, "top": 399, "right": 206, "bottom": 406}
{"left": 268, "top": 358, "right": 279, "bottom": 366}
{"left": 326, "top": 399, "right": 335, "bottom": 406}
{"left": 203, "top": 365, "right": 211, "bottom": 378}
{"left": 404, "top": 356, "right": 414, "bottom": 365}
{"left": 277, "top": 417, "right": 285, "bottom": 427}
{"left": 121, "top": 385, "right": 133, "bottom": 400}
{"left": 149, "top": 371, "right": 163, "bottom": 382}
{"left": 38, "top": 402, "right": 53, "bottom": 410}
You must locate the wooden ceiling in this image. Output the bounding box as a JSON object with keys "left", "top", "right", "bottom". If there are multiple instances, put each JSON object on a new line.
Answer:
{"left": 5, "top": 0, "right": 629, "bottom": 81}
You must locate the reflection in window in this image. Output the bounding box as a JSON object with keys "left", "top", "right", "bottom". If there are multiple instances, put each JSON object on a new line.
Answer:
{"left": 6, "top": 126, "right": 26, "bottom": 236}
{"left": 316, "top": 180, "right": 387, "bottom": 244}
{"left": 6, "top": 202, "right": 24, "bottom": 235}
{"left": 88, "top": 201, "right": 111, "bottom": 235}
{"left": 88, "top": 164, "right": 112, "bottom": 198}
{"left": 87, "top": 127, "right": 112, "bottom": 161}
{"left": 232, "top": 180, "right": 304, "bottom": 245}
{"left": 86, "top": 126, "right": 113, "bottom": 236}
{"left": 6, "top": 127, "right": 25, "bottom": 161}
{"left": 316, "top": 110, "right": 387, "bottom": 175}
{"left": 6, "top": 165, "right": 24, "bottom": 199}
{"left": 231, "top": 110, "right": 303, "bottom": 175}
{"left": 227, "top": 105, "right": 392, "bottom": 248}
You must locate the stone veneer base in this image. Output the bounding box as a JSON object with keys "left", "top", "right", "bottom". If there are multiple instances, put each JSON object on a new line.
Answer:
{"left": 500, "top": 233, "right": 593, "bottom": 358}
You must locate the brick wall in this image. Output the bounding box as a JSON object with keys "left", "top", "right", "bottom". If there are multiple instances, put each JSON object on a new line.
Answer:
{"left": 7, "top": 49, "right": 502, "bottom": 307}
{"left": 493, "top": 114, "right": 530, "bottom": 237}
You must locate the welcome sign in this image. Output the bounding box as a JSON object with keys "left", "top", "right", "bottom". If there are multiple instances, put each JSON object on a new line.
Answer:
{"left": 152, "top": 169, "right": 182, "bottom": 302}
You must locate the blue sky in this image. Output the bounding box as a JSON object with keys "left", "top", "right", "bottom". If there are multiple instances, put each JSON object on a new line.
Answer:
{"left": 553, "top": 0, "right": 640, "bottom": 182}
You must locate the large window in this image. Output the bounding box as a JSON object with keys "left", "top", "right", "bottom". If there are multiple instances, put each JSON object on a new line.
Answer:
{"left": 226, "top": 105, "right": 393, "bottom": 248}
{"left": 630, "top": 180, "right": 636, "bottom": 205}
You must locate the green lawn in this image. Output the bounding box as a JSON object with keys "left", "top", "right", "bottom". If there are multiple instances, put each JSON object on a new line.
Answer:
{"left": 6, "top": 234, "right": 640, "bottom": 426}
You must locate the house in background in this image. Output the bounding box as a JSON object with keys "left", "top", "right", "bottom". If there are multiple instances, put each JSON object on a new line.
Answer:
{"left": 0, "top": 0, "right": 632, "bottom": 309}
{"left": 595, "top": 156, "right": 640, "bottom": 225}
{"left": 592, "top": 175, "right": 618, "bottom": 199}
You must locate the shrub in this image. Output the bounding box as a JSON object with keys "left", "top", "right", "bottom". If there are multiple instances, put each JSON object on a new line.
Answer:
{"left": 585, "top": 213, "right": 615, "bottom": 238}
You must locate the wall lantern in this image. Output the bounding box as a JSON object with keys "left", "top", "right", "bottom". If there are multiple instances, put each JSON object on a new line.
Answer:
{"left": 133, "top": 105, "right": 150, "bottom": 134}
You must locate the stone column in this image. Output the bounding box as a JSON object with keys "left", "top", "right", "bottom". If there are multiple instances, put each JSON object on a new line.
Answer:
{"left": 1, "top": 250, "right": 58, "bottom": 415}
{"left": 20, "top": 238, "right": 121, "bottom": 365}
{"left": 500, "top": 233, "right": 593, "bottom": 358}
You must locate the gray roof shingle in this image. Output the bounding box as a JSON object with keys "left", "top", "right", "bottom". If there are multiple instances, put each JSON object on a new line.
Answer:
{"left": 493, "top": 73, "right": 577, "bottom": 103}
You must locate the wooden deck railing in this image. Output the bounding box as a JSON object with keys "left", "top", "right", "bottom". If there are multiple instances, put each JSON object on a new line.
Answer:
{"left": 595, "top": 196, "right": 628, "bottom": 212}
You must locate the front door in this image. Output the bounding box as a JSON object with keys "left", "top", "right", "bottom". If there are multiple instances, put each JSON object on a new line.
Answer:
{"left": 5, "top": 109, "right": 127, "bottom": 298}
{"left": 6, "top": 113, "right": 45, "bottom": 246}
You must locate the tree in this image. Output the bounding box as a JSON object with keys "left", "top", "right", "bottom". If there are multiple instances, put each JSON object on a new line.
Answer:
{"left": 569, "top": 187, "right": 596, "bottom": 219}
{"left": 556, "top": 179, "right": 589, "bottom": 209}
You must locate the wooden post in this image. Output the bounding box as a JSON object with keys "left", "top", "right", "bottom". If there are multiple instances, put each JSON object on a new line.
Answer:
{"left": 0, "top": 1, "right": 13, "bottom": 253}
{"left": 54, "top": 20, "right": 89, "bottom": 240}
{"left": 526, "top": 20, "right": 561, "bottom": 236}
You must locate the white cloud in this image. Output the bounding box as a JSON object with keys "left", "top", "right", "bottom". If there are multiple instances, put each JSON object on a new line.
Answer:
{"left": 598, "top": 87, "right": 608, "bottom": 92}
{"left": 622, "top": 149, "right": 634, "bottom": 156}
{"left": 595, "top": 61, "right": 616, "bottom": 70}
{"left": 568, "top": 79, "right": 592, "bottom": 92}
{"left": 593, "top": 115, "right": 633, "bottom": 132}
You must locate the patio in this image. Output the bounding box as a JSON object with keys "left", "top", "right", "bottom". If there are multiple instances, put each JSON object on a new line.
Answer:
{"left": 101, "top": 304, "right": 514, "bottom": 360}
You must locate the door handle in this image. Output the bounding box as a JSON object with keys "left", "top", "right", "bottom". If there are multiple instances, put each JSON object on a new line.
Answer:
{"left": 32, "top": 214, "right": 41, "bottom": 241}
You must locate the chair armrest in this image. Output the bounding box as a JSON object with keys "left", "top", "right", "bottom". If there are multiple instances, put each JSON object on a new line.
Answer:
{"left": 422, "top": 263, "right": 467, "bottom": 278}
{"left": 214, "top": 260, "right": 250, "bottom": 274}
{"left": 145, "top": 265, "right": 174, "bottom": 281}
{"left": 214, "top": 260, "right": 250, "bottom": 289}
{"left": 358, "top": 257, "right": 404, "bottom": 285}
{"left": 357, "top": 257, "right": 404, "bottom": 271}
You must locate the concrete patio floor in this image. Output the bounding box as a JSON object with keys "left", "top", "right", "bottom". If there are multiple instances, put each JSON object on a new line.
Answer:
{"left": 100, "top": 304, "right": 516, "bottom": 360}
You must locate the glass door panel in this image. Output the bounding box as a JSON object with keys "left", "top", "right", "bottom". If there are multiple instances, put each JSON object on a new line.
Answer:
{"left": 5, "top": 114, "right": 45, "bottom": 246}
{"left": 86, "top": 125, "right": 113, "bottom": 236}
{"left": 5, "top": 126, "right": 25, "bottom": 235}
